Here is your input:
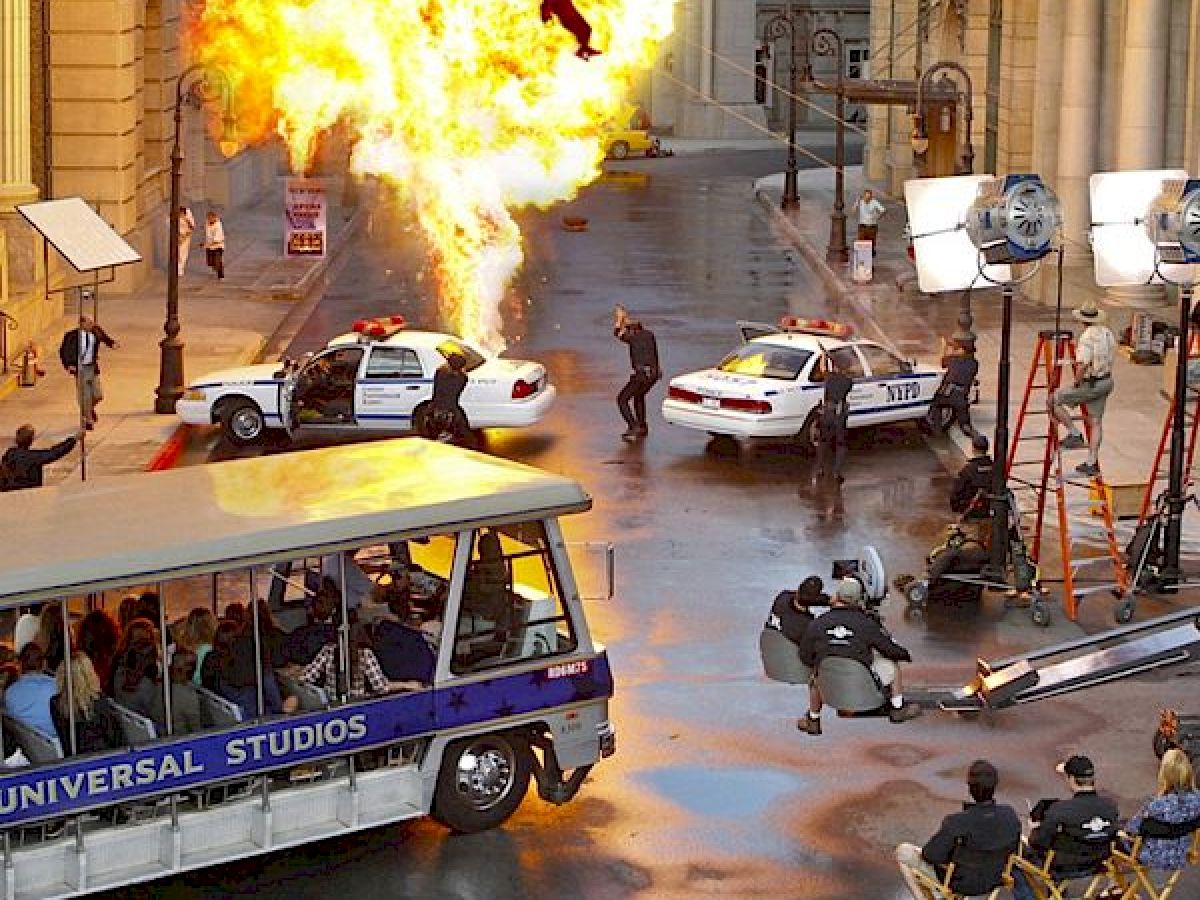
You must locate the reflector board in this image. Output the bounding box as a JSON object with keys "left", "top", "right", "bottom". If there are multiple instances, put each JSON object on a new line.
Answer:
{"left": 16, "top": 197, "right": 141, "bottom": 273}
{"left": 904, "top": 176, "right": 1012, "bottom": 293}
{"left": 1089, "top": 169, "right": 1190, "bottom": 286}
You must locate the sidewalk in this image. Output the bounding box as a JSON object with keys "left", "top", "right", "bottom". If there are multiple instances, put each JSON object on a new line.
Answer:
{"left": 756, "top": 166, "right": 1193, "bottom": 534}
{"left": 0, "top": 176, "right": 365, "bottom": 485}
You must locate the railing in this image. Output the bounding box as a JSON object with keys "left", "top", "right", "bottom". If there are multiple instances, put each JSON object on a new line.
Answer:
{"left": 0, "top": 309, "right": 17, "bottom": 375}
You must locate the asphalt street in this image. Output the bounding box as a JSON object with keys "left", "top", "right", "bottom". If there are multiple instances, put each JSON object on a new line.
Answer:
{"left": 130, "top": 146, "right": 1200, "bottom": 899}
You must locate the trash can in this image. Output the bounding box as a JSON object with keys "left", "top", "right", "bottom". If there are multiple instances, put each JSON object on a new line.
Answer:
{"left": 851, "top": 239, "right": 873, "bottom": 283}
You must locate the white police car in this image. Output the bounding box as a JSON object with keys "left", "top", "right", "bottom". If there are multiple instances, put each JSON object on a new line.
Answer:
{"left": 662, "top": 318, "right": 943, "bottom": 447}
{"left": 177, "top": 316, "right": 557, "bottom": 445}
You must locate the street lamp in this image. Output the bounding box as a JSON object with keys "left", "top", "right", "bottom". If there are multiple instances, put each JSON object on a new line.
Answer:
{"left": 1089, "top": 169, "right": 1194, "bottom": 589}
{"left": 762, "top": 3, "right": 800, "bottom": 209}
{"left": 154, "top": 66, "right": 237, "bottom": 415}
{"left": 810, "top": 27, "right": 847, "bottom": 263}
{"left": 912, "top": 62, "right": 977, "bottom": 354}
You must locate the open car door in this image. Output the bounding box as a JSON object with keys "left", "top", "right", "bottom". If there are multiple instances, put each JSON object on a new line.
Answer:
{"left": 736, "top": 321, "right": 782, "bottom": 343}
{"left": 280, "top": 362, "right": 301, "bottom": 439}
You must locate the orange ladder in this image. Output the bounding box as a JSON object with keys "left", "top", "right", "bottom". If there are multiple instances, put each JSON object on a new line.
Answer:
{"left": 1008, "top": 329, "right": 1129, "bottom": 620}
{"left": 1136, "top": 331, "right": 1200, "bottom": 526}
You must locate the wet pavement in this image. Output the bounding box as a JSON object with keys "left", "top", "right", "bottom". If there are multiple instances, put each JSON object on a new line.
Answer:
{"left": 133, "top": 149, "right": 1200, "bottom": 898}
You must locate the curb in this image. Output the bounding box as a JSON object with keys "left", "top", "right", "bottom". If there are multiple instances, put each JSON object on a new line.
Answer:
{"left": 145, "top": 424, "right": 192, "bottom": 472}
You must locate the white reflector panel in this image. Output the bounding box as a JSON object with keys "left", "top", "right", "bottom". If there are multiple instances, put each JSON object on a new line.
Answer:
{"left": 904, "top": 176, "right": 1012, "bottom": 293}
{"left": 1088, "top": 169, "right": 1190, "bottom": 286}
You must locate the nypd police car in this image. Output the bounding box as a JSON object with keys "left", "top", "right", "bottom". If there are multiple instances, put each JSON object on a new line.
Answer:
{"left": 661, "top": 318, "right": 943, "bottom": 447}
{"left": 176, "top": 316, "right": 557, "bottom": 445}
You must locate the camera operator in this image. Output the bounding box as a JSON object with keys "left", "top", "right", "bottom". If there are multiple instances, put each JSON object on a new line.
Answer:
{"left": 760, "top": 576, "right": 828, "bottom": 694}
{"left": 796, "top": 578, "right": 921, "bottom": 734}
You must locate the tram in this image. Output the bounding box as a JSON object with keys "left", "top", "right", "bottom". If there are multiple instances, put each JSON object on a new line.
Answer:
{"left": 0, "top": 439, "right": 615, "bottom": 898}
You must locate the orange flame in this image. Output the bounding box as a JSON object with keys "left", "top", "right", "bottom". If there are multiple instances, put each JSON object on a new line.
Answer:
{"left": 189, "top": 0, "right": 674, "bottom": 350}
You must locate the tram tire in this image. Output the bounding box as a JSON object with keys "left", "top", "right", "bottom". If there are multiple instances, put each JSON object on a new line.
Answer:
{"left": 432, "top": 731, "right": 533, "bottom": 834}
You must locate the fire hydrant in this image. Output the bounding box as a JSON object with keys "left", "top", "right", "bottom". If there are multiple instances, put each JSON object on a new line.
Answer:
{"left": 18, "top": 343, "right": 43, "bottom": 388}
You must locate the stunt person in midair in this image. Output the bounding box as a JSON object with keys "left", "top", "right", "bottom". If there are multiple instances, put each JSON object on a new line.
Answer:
{"left": 540, "top": 0, "right": 601, "bottom": 59}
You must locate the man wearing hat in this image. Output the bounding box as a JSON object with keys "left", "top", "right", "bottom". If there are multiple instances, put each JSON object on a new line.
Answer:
{"left": 1011, "top": 754, "right": 1120, "bottom": 900}
{"left": 796, "top": 577, "right": 921, "bottom": 733}
{"left": 1050, "top": 303, "right": 1117, "bottom": 477}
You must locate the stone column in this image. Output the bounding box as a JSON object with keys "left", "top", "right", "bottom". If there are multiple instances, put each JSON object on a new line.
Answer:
{"left": 0, "top": 0, "right": 39, "bottom": 209}
{"left": 1110, "top": 0, "right": 1170, "bottom": 307}
{"left": 1054, "top": 0, "right": 1100, "bottom": 266}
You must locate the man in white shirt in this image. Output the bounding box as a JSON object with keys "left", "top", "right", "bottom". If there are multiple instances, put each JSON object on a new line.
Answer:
{"left": 177, "top": 206, "right": 196, "bottom": 276}
{"left": 204, "top": 210, "right": 226, "bottom": 279}
{"left": 854, "top": 189, "right": 886, "bottom": 255}
{"left": 1050, "top": 303, "right": 1116, "bottom": 477}
{"left": 58, "top": 316, "right": 119, "bottom": 429}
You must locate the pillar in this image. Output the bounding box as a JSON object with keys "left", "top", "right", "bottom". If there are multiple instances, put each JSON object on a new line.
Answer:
{"left": 1054, "top": 0, "right": 1100, "bottom": 265}
{"left": 1110, "top": 0, "right": 1170, "bottom": 307}
{"left": 0, "top": 0, "right": 39, "bottom": 209}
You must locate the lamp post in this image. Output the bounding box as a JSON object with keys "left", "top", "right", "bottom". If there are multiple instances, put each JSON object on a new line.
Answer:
{"left": 811, "top": 27, "right": 847, "bottom": 263}
{"left": 913, "top": 62, "right": 977, "bottom": 355}
{"left": 155, "top": 66, "right": 237, "bottom": 414}
{"left": 762, "top": 4, "right": 800, "bottom": 209}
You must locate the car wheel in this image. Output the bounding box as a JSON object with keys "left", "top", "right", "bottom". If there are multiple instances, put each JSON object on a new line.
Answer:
{"left": 432, "top": 732, "right": 532, "bottom": 834}
{"left": 795, "top": 412, "right": 820, "bottom": 452}
{"left": 608, "top": 141, "right": 630, "bottom": 160}
{"left": 220, "top": 399, "right": 266, "bottom": 446}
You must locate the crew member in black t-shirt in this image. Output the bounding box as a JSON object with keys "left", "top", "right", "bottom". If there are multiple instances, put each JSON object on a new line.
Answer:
{"left": 816, "top": 354, "right": 853, "bottom": 482}
{"left": 950, "top": 432, "right": 994, "bottom": 519}
{"left": 614, "top": 304, "right": 661, "bottom": 441}
{"left": 929, "top": 343, "right": 979, "bottom": 436}
{"left": 427, "top": 352, "right": 473, "bottom": 446}
{"left": 761, "top": 576, "right": 830, "bottom": 704}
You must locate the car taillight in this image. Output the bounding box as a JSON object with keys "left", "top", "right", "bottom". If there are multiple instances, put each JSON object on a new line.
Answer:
{"left": 720, "top": 397, "right": 772, "bottom": 414}
{"left": 668, "top": 386, "right": 702, "bottom": 403}
{"left": 512, "top": 379, "right": 537, "bottom": 399}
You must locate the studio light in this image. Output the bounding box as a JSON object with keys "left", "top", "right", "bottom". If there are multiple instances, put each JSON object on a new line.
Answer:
{"left": 1088, "top": 169, "right": 1189, "bottom": 286}
{"left": 904, "top": 175, "right": 1012, "bottom": 294}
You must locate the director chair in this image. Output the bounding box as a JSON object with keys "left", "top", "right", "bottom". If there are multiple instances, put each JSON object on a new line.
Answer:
{"left": 1005, "top": 823, "right": 1119, "bottom": 900}
{"left": 906, "top": 857, "right": 1011, "bottom": 900}
{"left": 1102, "top": 823, "right": 1200, "bottom": 900}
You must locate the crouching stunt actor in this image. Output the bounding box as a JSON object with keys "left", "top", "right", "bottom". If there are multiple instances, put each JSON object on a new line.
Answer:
{"left": 796, "top": 578, "right": 921, "bottom": 734}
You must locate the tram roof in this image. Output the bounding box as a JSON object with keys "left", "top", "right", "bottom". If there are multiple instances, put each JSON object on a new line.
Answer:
{"left": 0, "top": 439, "right": 591, "bottom": 604}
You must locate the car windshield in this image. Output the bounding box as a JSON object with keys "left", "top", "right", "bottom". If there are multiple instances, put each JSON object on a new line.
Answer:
{"left": 436, "top": 339, "right": 487, "bottom": 372}
{"left": 717, "top": 344, "right": 812, "bottom": 380}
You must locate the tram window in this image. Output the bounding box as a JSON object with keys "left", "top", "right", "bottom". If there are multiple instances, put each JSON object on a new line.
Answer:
{"left": 452, "top": 524, "right": 577, "bottom": 674}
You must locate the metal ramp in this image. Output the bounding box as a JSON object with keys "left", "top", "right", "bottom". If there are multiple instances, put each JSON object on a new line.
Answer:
{"left": 940, "top": 607, "right": 1200, "bottom": 711}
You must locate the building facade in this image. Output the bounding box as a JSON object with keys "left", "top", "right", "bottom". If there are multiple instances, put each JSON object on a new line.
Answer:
{"left": 0, "top": 0, "right": 275, "bottom": 366}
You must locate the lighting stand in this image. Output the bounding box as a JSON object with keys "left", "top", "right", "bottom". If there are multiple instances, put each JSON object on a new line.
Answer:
{"left": 986, "top": 281, "right": 1016, "bottom": 580}
{"left": 1161, "top": 280, "right": 1194, "bottom": 587}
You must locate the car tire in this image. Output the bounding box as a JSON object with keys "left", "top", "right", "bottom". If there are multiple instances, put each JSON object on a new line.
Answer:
{"left": 608, "top": 141, "right": 630, "bottom": 160}
{"left": 431, "top": 732, "right": 532, "bottom": 834}
{"left": 219, "top": 398, "right": 267, "bottom": 446}
{"left": 795, "top": 412, "right": 820, "bottom": 453}
{"left": 413, "top": 402, "right": 432, "bottom": 437}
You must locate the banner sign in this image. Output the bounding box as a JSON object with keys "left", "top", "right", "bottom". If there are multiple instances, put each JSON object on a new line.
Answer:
{"left": 0, "top": 653, "right": 611, "bottom": 827}
{"left": 284, "top": 180, "right": 327, "bottom": 258}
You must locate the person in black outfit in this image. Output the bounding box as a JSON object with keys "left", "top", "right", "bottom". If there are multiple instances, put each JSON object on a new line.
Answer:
{"left": 928, "top": 343, "right": 979, "bottom": 437}
{"left": 760, "top": 575, "right": 829, "bottom": 688}
{"left": 613, "top": 304, "right": 661, "bottom": 441}
{"left": 373, "top": 581, "right": 437, "bottom": 685}
{"left": 895, "top": 759, "right": 1022, "bottom": 898}
{"left": 2, "top": 424, "right": 80, "bottom": 490}
{"left": 796, "top": 578, "right": 921, "bottom": 733}
{"left": 950, "top": 432, "right": 994, "bottom": 519}
{"left": 1012, "top": 755, "right": 1120, "bottom": 900}
{"left": 426, "top": 352, "right": 474, "bottom": 447}
{"left": 815, "top": 354, "right": 853, "bottom": 482}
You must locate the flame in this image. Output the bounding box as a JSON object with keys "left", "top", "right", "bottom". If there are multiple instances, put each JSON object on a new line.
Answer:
{"left": 189, "top": 0, "right": 674, "bottom": 351}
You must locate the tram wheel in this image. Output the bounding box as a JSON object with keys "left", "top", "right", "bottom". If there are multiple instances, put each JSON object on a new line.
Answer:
{"left": 432, "top": 731, "right": 532, "bottom": 834}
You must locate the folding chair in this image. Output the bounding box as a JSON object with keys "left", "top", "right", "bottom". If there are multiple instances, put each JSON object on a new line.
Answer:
{"left": 1103, "top": 824, "right": 1200, "bottom": 900}
{"left": 906, "top": 858, "right": 1011, "bottom": 899}
{"left": 1006, "top": 824, "right": 1118, "bottom": 900}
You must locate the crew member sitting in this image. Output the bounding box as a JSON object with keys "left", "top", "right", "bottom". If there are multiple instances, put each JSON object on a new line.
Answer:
{"left": 760, "top": 575, "right": 827, "bottom": 690}
{"left": 796, "top": 578, "right": 921, "bottom": 734}
{"left": 895, "top": 759, "right": 1021, "bottom": 899}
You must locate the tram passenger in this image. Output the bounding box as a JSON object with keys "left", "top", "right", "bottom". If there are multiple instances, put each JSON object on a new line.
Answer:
{"left": 254, "top": 599, "right": 291, "bottom": 668}
{"left": 461, "top": 530, "right": 511, "bottom": 631}
{"left": 112, "top": 636, "right": 166, "bottom": 731}
{"left": 37, "top": 603, "right": 67, "bottom": 673}
{"left": 168, "top": 649, "right": 204, "bottom": 736}
{"left": 108, "top": 617, "right": 159, "bottom": 694}
{"left": 202, "top": 620, "right": 294, "bottom": 718}
{"left": 177, "top": 608, "right": 218, "bottom": 685}
{"left": 285, "top": 582, "right": 340, "bottom": 666}
{"left": 373, "top": 583, "right": 437, "bottom": 685}
{"left": 51, "top": 653, "right": 123, "bottom": 755}
{"left": 303, "top": 623, "right": 421, "bottom": 701}
{"left": 75, "top": 609, "right": 120, "bottom": 691}
{"left": 6, "top": 643, "right": 57, "bottom": 739}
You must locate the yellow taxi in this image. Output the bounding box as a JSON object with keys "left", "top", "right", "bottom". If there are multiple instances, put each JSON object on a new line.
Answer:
{"left": 602, "top": 105, "right": 661, "bottom": 160}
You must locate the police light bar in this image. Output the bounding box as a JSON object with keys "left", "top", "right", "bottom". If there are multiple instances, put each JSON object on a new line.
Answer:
{"left": 779, "top": 316, "right": 854, "bottom": 338}
{"left": 352, "top": 315, "right": 407, "bottom": 339}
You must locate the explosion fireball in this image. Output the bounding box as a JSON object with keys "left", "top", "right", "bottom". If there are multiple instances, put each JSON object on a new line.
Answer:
{"left": 189, "top": 0, "right": 674, "bottom": 351}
